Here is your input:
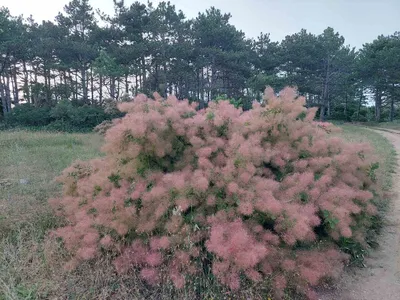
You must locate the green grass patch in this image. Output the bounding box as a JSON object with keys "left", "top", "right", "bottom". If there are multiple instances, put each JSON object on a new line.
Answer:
{"left": 0, "top": 130, "right": 103, "bottom": 299}
{"left": 339, "top": 125, "right": 396, "bottom": 191}
{"left": 357, "top": 121, "right": 400, "bottom": 132}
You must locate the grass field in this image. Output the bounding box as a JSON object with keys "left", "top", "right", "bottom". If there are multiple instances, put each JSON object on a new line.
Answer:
{"left": 0, "top": 131, "right": 103, "bottom": 300}
{"left": 0, "top": 126, "right": 396, "bottom": 299}
{"left": 339, "top": 125, "right": 397, "bottom": 191}
{"left": 359, "top": 121, "right": 400, "bottom": 132}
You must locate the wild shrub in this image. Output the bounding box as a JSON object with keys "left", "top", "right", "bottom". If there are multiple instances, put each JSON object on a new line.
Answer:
{"left": 47, "top": 101, "right": 116, "bottom": 132}
{"left": 49, "top": 87, "right": 380, "bottom": 299}
{"left": 3, "top": 100, "right": 122, "bottom": 132}
{"left": 5, "top": 104, "right": 52, "bottom": 127}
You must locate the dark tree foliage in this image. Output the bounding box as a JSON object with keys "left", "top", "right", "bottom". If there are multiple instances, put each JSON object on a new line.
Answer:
{"left": 0, "top": 1, "right": 399, "bottom": 127}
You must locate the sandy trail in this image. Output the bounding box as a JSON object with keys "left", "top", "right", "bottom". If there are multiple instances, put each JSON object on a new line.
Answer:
{"left": 319, "top": 130, "right": 400, "bottom": 300}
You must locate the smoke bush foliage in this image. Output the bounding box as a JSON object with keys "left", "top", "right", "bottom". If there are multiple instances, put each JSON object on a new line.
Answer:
{"left": 49, "top": 87, "right": 380, "bottom": 299}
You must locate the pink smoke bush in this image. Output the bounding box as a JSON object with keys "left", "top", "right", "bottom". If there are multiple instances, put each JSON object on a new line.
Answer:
{"left": 312, "top": 121, "right": 338, "bottom": 134}
{"left": 49, "top": 87, "right": 380, "bottom": 299}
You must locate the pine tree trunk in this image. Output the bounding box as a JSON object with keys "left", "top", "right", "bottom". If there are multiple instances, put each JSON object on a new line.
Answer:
{"left": 75, "top": 71, "right": 79, "bottom": 102}
{"left": 164, "top": 63, "right": 168, "bottom": 97}
{"left": 117, "top": 79, "right": 120, "bottom": 99}
{"left": 34, "top": 64, "right": 38, "bottom": 83}
{"left": 6, "top": 75, "right": 12, "bottom": 112}
{"left": 319, "top": 105, "right": 326, "bottom": 122}
{"left": 22, "top": 61, "right": 30, "bottom": 103}
{"left": 90, "top": 67, "right": 94, "bottom": 104}
{"left": 99, "top": 75, "right": 103, "bottom": 104}
{"left": 48, "top": 69, "right": 52, "bottom": 102}
{"left": 375, "top": 88, "right": 382, "bottom": 122}
{"left": 210, "top": 66, "right": 214, "bottom": 101}
{"left": 142, "top": 57, "right": 146, "bottom": 93}
{"left": 31, "top": 65, "right": 38, "bottom": 106}
{"left": 135, "top": 75, "right": 138, "bottom": 95}
{"left": 200, "top": 68, "right": 206, "bottom": 109}
{"left": 357, "top": 92, "right": 363, "bottom": 121}
{"left": 177, "top": 78, "right": 182, "bottom": 99}
{"left": 389, "top": 83, "right": 396, "bottom": 122}
{"left": 320, "top": 59, "right": 330, "bottom": 122}
{"left": 81, "top": 67, "right": 88, "bottom": 104}
{"left": 327, "top": 95, "right": 331, "bottom": 118}
{"left": 207, "top": 66, "right": 210, "bottom": 102}
{"left": 211, "top": 56, "right": 216, "bottom": 101}
{"left": 222, "top": 73, "right": 226, "bottom": 96}
{"left": 43, "top": 67, "right": 48, "bottom": 104}
{"left": 12, "top": 63, "right": 19, "bottom": 105}
{"left": 1, "top": 77, "right": 9, "bottom": 115}
{"left": 154, "top": 63, "right": 159, "bottom": 94}
{"left": 201, "top": 68, "right": 205, "bottom": 104}
{"left": 125, "top": 74, "right": 129, "bottom": 94}
{"left": 390, "top": 96, "right": 395, "bottom": 122}
{"left": 110, "top": 77, "right": 116, "bottom": 99}
{"left": 197, "top": 69, "right": 201, "bottom": 101}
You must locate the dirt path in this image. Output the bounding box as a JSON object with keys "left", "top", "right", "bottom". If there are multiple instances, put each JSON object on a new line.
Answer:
{"left": 319, "top": 130, "right": 400, "bottom": 300}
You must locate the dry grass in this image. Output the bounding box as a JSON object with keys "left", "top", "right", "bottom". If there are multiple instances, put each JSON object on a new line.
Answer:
{"left": 0, "top": 127, "right": 396, "bottom": 300}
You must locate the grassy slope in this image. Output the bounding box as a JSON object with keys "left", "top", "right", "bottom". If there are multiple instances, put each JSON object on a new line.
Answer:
{"left": 0, "top": 126, "right": 396, "bottom": 299}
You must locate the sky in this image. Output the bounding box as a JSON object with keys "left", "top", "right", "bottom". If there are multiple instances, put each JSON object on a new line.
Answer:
{"left": 2, "top": 0, "right": 399, "bottom": 49}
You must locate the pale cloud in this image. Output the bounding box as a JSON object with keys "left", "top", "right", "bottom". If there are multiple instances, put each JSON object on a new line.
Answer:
{"left": 2, "top": 0, "right": 399, "bottom": 48}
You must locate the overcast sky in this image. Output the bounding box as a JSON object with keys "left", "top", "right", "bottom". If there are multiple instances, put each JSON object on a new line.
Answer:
{"left": 3, "top": 0, "right": 399, "bottom": 48}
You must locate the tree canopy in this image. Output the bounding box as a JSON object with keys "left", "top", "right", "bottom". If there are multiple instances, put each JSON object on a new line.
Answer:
{"left": 0, "top": 1, "right": 399, "bottom": 122}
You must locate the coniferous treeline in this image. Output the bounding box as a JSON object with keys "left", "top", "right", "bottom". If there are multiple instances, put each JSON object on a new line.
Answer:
{"left": 0, "top": 0, "right": 399, "bottom": 123}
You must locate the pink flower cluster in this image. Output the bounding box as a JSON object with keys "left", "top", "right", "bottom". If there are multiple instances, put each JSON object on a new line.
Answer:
{"left": 49, "top": 88, "right": 379, "bottom": 299}
{"left": 312, "top": 121, "right": 338, "bottom": 134}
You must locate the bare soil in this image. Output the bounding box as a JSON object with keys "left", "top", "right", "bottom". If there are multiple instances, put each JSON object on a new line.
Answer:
{"left": 318, "top": 129, "right": 400, "bottom": 300}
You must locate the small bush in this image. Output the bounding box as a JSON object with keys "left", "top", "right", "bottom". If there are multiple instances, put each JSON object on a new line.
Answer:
{"left": 49, "top": 88, "right": 380, "bottom": 299}
{"left": 4, "top": 101, "right": 121, "bottom": 132}
{"left": 350, "top": 107, "right": 375, "bottom": 123}
{"left": 5, "top": 104, "right": 52, "bottom": 127}
{"left": 47, "top": 101, "right": 113, "bottom": 132}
